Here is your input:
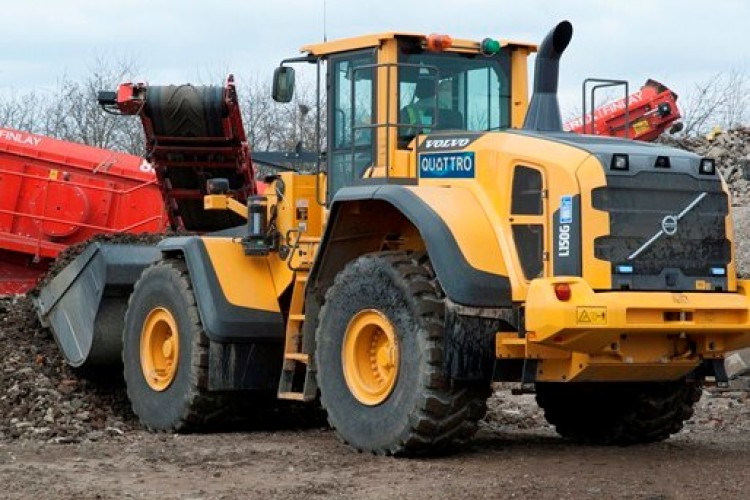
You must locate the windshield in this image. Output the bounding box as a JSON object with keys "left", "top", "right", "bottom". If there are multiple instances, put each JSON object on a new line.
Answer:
{"left": 398, "top": 47, "right": 511, "bottom": 135}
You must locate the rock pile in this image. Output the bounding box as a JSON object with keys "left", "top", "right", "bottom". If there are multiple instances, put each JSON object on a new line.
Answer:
{"left": 0, "top": 296, "right": 135, "bottom": 443}
{"left": 661, "top": 127, "right": 750, "bottom": 206}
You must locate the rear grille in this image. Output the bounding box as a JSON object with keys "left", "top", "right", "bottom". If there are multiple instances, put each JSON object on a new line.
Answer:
{"left": 592, "top": 171, "right": 730, "bottom": 290}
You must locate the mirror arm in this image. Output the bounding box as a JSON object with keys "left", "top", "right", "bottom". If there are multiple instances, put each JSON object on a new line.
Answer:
{"left": 279, "top": 55, "right": 319, "bottom": 66}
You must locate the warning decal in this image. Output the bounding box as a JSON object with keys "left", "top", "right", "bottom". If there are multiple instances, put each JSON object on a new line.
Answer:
{"left": 576, "top": 306, "right": 607, "bottom": 325}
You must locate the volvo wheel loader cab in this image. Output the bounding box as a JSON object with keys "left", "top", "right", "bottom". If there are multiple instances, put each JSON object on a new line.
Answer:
{"left": 57, "top": 20, "right": 750, "bottom": 456}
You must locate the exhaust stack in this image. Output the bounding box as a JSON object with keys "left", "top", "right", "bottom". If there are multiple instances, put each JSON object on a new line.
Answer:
{"left": 523, "top": 21, "right": 573, "bottom": 132}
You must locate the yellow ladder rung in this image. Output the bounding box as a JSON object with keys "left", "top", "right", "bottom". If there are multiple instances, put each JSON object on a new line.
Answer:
{"left": 284, "top": 352, "right": 309, "bottom": 363}
{"left": 288, "top": 314, "right": 306, "bottom": 322}
{"left": 278, "top": 392, "right": 306, "bottom": 401}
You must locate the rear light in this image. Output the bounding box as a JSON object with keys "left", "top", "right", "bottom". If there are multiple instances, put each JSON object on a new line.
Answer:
{"left": 611, "top": 154, "right": 629, "bottom": 171}
{"left": 554, "top": 283, "right": 572, "bottom": 301}
{"left": 426, "top": 33, "right": 453, "bottom": 52}
{"left": 699, "top": 158, "right": 716, "bottom": 175}
{"left": 654, "top": 156, "right": 670, "bottom": 169}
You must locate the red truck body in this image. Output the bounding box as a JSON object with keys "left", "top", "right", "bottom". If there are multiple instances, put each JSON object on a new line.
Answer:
{"left": 0, "top": 127, "right": 167, "bottom": 294}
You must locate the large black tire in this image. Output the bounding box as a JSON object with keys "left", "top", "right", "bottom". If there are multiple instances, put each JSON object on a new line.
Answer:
{"left": 535, "top": 379, "right": 703, "bottom": 445}
{"left": 315, "top": 251, "right": 489, "bottom": 456}
{"left": 122, "top": 259, "right": 226, "bottom": 431}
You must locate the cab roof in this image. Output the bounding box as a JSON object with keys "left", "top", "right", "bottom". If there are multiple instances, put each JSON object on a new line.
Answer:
{"left": 301, "top": 32, "right": 537, "bottom": 57}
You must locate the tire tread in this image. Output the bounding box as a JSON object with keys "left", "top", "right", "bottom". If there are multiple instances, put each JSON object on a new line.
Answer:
{"left": 317, "top": 251, "right": 490, "bottom": 456}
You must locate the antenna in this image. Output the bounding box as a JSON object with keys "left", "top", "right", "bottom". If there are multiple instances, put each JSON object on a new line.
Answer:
{"left": 323, "top": 0, "right": 328, "bottom": 42}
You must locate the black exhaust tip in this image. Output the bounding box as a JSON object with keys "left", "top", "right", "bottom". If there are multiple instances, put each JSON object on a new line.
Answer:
{"left": 523, "top": 21, "right": 573, "bottom": 132}
{"left": 547, "top": 20, "right": 573, "bottom": 59}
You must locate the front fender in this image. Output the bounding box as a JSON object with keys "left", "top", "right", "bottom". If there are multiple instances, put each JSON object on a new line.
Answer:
{"left": 310, "top": 185, "right": 511, "bottom": 308}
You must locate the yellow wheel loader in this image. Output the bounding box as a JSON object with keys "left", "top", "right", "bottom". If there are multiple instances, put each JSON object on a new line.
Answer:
{"left": 36, "top": 21, "right": 750, "bottom": 455}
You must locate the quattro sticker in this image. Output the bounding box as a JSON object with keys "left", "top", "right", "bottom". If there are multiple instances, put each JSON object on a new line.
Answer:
{"left": 418, "top": 152, "right": 475, "bottom": 179}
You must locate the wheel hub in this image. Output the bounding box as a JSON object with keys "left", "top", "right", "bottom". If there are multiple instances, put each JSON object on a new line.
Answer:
{"left": 342, "top": 309, "right": 399, "bottom": 406}
{"left": 140, "top": 307, "right": 180, "bottom": 392}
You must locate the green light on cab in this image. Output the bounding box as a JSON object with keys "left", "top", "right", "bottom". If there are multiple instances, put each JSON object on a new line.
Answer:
{"left": 481, "top": 38, "right": 501, "bottom": 55}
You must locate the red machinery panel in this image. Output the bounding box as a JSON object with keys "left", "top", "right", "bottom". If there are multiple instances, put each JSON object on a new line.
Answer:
{"left": 0, "top": 127, "right": 167, "bottom": 294}
{"left": 564, "top": 80, "right": 681, "bottom": 142}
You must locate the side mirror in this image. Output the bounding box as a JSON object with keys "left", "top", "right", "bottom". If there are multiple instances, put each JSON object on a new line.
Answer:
{"left": 272, "top": 66, "right": 295, "bottom": 103}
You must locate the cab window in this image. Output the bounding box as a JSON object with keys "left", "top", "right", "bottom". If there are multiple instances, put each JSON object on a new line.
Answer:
{"left": 327, "top": 50, "right": 375, "bottom": 198}
{"left": 398, "top": 48, "right": 511, "bottom": 142}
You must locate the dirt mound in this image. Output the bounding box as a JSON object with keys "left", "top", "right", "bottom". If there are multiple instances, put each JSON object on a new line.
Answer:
{"left": 661, "top": 126, "right": 750, "bottom": 206}
{"left": 1, "top": 231, "right": 195, "bottom": 443}
{"left": 0, "top": 296, "right": 136, "bottom": 443}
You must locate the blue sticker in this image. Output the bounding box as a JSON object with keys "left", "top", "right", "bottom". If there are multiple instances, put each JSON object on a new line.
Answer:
{"left": 560, "top": 195, "right": 573, "bottom": 224}
{"left": 418, "top": 152, "right": 475, "bottom": 179}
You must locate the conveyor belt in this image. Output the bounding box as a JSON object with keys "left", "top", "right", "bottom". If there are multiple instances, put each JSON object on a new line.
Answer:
{"left": 107, "top": 77, "right": 256, "bottom": 232}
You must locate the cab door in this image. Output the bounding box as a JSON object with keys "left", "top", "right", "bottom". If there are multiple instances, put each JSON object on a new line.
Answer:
{"left": 326, "top": 49, "right": 376, "bottom": 199}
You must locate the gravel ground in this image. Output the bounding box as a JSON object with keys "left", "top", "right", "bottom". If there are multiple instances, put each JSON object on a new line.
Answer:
{"left": 0, "top": 296, "right": 136, "bottom": 443}
{"left": 1, "top": 387, "right": 750, "bottom": 500}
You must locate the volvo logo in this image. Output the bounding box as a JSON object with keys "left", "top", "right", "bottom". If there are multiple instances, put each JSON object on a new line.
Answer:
{"left": 628, "top": 192, "right": 707, "bottom": 261}
{"left": 661, "top": 215, "right": 678, "bottom": 236}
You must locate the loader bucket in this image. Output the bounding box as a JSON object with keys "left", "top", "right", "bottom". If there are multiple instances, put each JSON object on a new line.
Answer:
{"left": 33, "top": 243, "right": 160, "bottom": 368}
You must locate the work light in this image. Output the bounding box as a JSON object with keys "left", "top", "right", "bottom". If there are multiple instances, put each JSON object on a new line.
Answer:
{"left": 699, "top": 158, "right": 716, "bottom": 175}
{"left": 611, "top": 154, "right": 629, "bottom": 171}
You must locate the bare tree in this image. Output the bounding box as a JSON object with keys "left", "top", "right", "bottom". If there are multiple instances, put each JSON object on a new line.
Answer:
{"left": 50, "top": 56, "right": 145, "bottom": 153}
{"left": 1, "top": 58, "right": 325, "bottom": 164}
{"left": 679, "top": 68, "right": 749, "bottom": 137}
{"left": 0, "top": 55, "right": 145, "bottom": 155}
{"left": 0, "top": 90, "right": 46, "bottom": 132}
{"left": 239, "top": 73, "right": 325, "bottom": 153}
{"left": 721, "top": 67, "right": 750, "bottom": 130}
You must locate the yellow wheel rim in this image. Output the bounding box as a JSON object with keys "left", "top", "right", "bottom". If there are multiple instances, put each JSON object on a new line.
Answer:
{"left": 342, "top": 309, "right": 399, "bottom": 406}
{"left": 140, "top": 307, "right": 180, "bottom": 392}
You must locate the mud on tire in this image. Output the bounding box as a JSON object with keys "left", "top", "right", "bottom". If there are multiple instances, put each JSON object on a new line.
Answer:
{"left": 535, "top": 379, "right": 703, "bottom": 445}
{"left": 315, "top": 251, "right": 490, "bottom": 456}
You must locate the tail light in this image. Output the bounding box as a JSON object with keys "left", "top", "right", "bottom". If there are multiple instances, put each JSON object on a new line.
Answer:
{"left": 554, "top": 283, "right": 572, "bottom": 301}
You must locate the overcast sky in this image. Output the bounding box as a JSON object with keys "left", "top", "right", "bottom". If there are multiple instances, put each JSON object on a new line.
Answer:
{"left": 1, "top": 0, "right": 748, "bottom": 118}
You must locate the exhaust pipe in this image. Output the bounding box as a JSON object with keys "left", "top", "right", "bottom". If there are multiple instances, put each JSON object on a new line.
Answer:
{"left": 522, "top": 20, "right": 573, "bottom": 132}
